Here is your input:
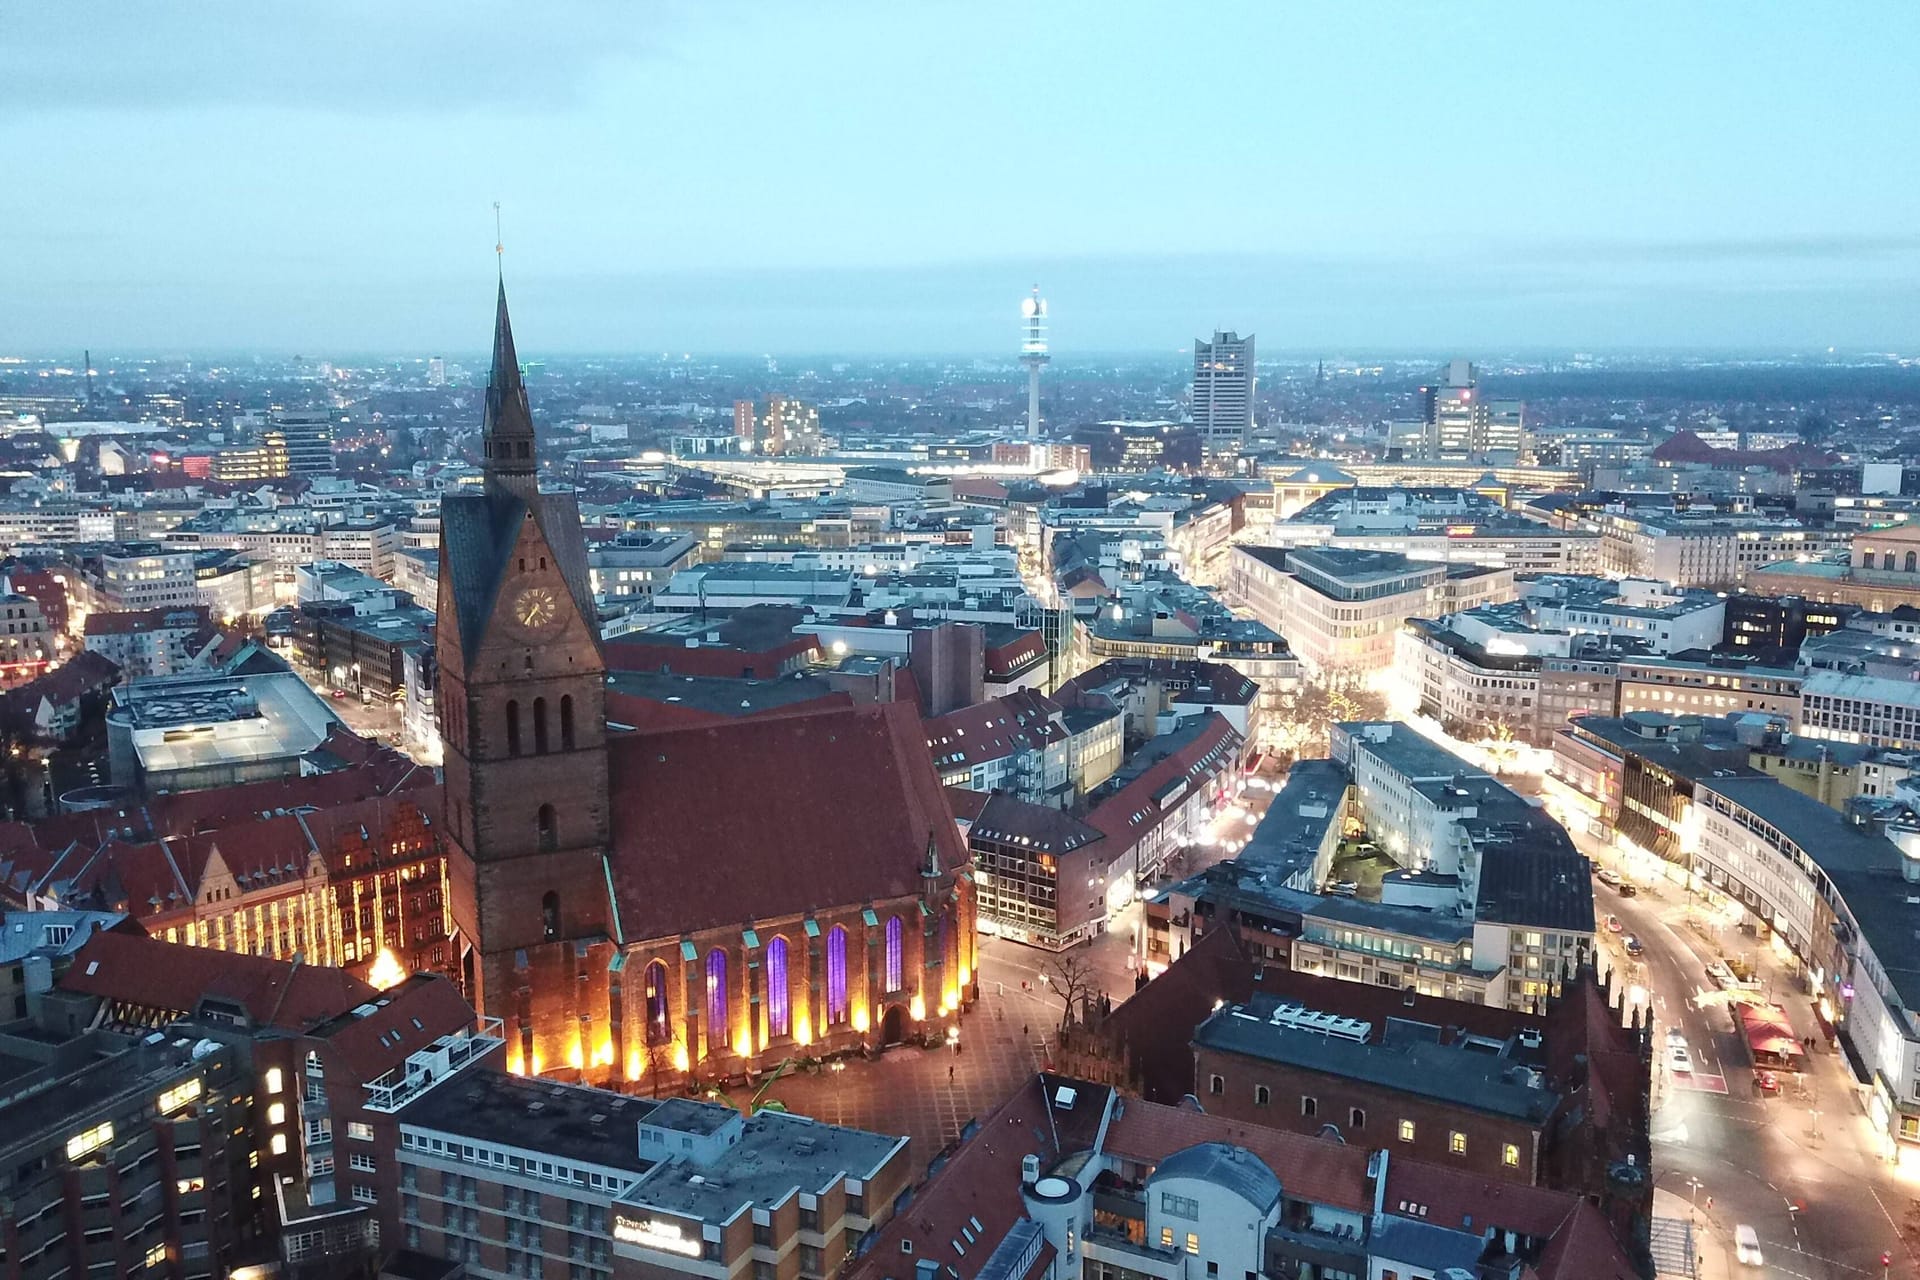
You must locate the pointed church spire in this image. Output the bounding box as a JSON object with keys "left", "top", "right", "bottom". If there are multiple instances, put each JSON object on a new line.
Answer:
{"left": 482, "top": 275, "right": 539, "bottom": 503}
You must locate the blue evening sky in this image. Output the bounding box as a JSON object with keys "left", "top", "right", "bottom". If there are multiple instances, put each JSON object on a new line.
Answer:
{"left": 4, "top": 2, "right": 1918, "bottom": 355}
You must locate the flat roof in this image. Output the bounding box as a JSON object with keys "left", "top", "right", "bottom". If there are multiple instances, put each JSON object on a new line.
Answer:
{"left": 396, "top": 1070, "right": 660, "bottom": 1175}
{"left": 1195, "top": 997, "right": 1559, "bottom": 1123}
{"left": 1240, "top": 759, "right": 1349, "bottom": 879}
{"left": 617, "top": 1110, "right": 902, "bottom": 1225}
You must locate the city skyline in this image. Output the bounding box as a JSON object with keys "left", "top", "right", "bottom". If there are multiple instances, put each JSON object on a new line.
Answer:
{"left": 6, "top": 2, "right": 1920, "bottom": 354}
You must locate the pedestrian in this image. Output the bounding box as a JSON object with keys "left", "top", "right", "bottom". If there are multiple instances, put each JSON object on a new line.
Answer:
{"left": 1023, "top": 1024, "right": 1029, "bottom": 1038}
{"left": 948, "top": 1063, "right": 955, "bottom": 1083}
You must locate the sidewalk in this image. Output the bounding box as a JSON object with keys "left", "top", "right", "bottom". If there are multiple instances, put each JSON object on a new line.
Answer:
{"left": 1651, "top": 1187, "right": 1729, "bottom": 1280}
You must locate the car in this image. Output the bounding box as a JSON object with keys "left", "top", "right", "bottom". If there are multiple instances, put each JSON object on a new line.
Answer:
{"left": 1754, "top": 1069, "right": 1780, "bottom": 1094}
{"left": 1327, "top": 881, "right": 1359, "bottom": 898}
{"left": 330, "top": 688, "right": 349, "bottom": 700}
{"left": 1616, "top": 881, "right": 1639, "bottom": 897}
{"left": 1705, "top": 960, "right": 1736, "bottom": 988}
{"left": 1623, "top": 934, "right": 1645, "bottom": 957}
{"left": 1669, "top": 1046, "right": 1692, "bottom": 1075}
{"left": 1735, "top": 1224, "right": 1763, "bottom": 1266}
{"left": 1595, "top": 868, "right": 1622, "bottom": 888}
{"left": 1605, "top": 914, "right": 1623, "bottom": 933}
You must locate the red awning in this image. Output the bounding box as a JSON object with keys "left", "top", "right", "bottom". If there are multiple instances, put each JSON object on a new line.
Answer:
{"left": 1739, "top": 1002, "right": 1803, "bottom": 1060}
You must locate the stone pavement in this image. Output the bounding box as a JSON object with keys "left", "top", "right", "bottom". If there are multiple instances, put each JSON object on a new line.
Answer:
{"left": 699, "top": 986, "right": 1048, "bottom": 1178}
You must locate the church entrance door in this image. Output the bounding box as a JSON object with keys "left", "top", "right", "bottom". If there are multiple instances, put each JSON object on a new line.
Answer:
{"left": 880, "top": 1004, "right": 908, "bottom": 1047}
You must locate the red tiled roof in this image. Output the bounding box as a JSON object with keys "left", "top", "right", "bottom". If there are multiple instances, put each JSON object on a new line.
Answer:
{"left": 1084, "top": 713, "right": 1241, "bottom": 846}
{"left": 606, "top": 700, "right": 968, "bottom": 941}
{"left": 1381, "top": 1158, "right": 1582, "bottom": 1238}
{"left": 925, "top": 690, "right": 1065, "bottom": 770}
{"left": 309, "top": 973, "right": 477, "bottom": 1082}
{"left": 1532, "top": 1199, "right": 1641, "bottom": 1279}
{"left": 603, "top": 635, "right": 819, "bottom": 680}
{"left": 4, "top": 650, "right": 120, "bottom": 712}
{"left": 149, "top": 751, "right": 429, "bottom": 836}
{"left": 1102, "top": 1097, "right": 1375, "bottom": 1214}
{"left": 1652, "top": 429, "right": 1835, "bottom": 474}
{"left": 82, "top": 605, "right": 213, "bottom": 637}
{"left": 846, "top": 1076, "right": 1056, "bottom": 1280}
{"left": 943, "top": 786, "right": 991, "bottom": 822}
{"left": 59, "top": 930, "right": 376, "bottom": 1030}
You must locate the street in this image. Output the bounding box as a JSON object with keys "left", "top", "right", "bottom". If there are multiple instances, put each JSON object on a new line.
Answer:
{"left": 1583, "top": 830, "right": 1916, "bottom": 1278}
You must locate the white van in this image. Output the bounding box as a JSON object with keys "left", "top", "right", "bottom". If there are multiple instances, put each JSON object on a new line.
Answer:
{"left": 1734, "top": 1224, "right": 1763, "bottom": 1266}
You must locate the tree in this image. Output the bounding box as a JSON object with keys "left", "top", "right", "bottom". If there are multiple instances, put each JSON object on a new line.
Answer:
{"left": 1271, "top": 673, "right": 1388, "bottom": 764}
{"left": 1041, "top": 949, "right": 1100, "bottom": 1035}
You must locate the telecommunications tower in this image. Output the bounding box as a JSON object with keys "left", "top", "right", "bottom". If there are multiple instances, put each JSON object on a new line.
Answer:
{"left": 1020, "top": 284, "right": 1048, "bottom": 439}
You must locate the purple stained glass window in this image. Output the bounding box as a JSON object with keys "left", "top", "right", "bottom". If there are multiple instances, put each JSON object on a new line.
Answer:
{"left": 885, "top": 916, "right": 903, "bottom": 992}
{"left": 644, "top": 961, "right": 669, "bottom": 1045}
{"left": 705, "top": 949, "right": 728, "bottom": 1049}
{"left": 826, "top": 926, "right": 849, "bottom": 1024}
{"left": 766, "top": 937, "right": 790, "bottom": 1038}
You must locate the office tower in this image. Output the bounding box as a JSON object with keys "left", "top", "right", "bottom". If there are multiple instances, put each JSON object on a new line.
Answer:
{"left": 1192, "top": 330, "right": 1254, "bottom": 456}
{"left": 1417, "top": 359, "right": 1523, "bottom": 458}
{"left": 1020, "top": 284, "right": 1049, "bottom": 439}
{"left": 270, "top": 409, "right": 335, "bottom": 475}
{"left": 733, "top": 398, "right": 757, "bottom": 442}
{"left": 428, "top": 355, "right": 447, "bottom": 386}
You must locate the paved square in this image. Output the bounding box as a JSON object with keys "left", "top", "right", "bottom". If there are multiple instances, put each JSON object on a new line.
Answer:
{"left": 702, "top": 989, "right": 1048, "bottom": 1177}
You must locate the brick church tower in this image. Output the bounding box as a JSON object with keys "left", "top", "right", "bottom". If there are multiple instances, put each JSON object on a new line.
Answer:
{"left": 438, "top": 278, "right": 616, "bottom": 1070}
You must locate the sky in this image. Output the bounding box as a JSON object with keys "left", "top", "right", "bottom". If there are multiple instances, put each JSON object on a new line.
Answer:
{"left": 5, "top": 1, "right": 1920, "bottom": 356}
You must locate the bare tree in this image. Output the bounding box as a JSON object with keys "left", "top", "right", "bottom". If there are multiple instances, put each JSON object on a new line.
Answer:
{"left": 1041, "top": 949, "right": 1100, "bottom": 1034}
{"left": 1272, "top": 673, "right": 1387, "bottom": 764}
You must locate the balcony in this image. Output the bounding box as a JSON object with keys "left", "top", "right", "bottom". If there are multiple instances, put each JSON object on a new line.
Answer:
{"left": 364, "top": 1019, "right": 506, "bottom": 1113}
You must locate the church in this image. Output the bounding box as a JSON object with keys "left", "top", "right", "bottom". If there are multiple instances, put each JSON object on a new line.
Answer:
{"left": 436, "top": 281, "right": 976, "bottom": 1087}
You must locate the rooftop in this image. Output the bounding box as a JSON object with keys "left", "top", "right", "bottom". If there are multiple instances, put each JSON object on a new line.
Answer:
{"left": 1195, "top": 995, "right": 1560, "bottom": 1123}
{"left": 396, "top": 1069, "right": 660, "bottom": 1175}
{"left": 618, "top": 1108, "right": 903, "bottom": 1225}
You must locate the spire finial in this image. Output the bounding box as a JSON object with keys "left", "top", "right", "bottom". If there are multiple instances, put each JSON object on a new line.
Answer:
{"left": 493, "top": 201, "right": 504, "bottom": 276}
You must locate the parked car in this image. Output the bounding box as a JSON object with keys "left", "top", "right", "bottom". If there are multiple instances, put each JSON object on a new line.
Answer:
{"left": 1327, "top": 880, "right": 1359, "bottom": 898}
{"left": 1616, "top": 881, "right": 1638, "bottom": 897}
{"left": 1735, "top": 1224, "right": 1763, "bottom": 1266}
{"left": 1705, "top": 960, "right": 1737, "bottom": 988}
{"left": 1595, "top": 868, "right": 1622, "bottom": 888}
{"left": 1754, "top": 1069, "right": 1780, "bottom": 1094}
{"left": 1605, "top": 914, "right": 1623, "bottom": 934}
{"left": 1668, "top": 1044, "right": 1692, "bottom": 1075}
{"left": 1623, "top": 934, "right": 1645, "bottom": 957}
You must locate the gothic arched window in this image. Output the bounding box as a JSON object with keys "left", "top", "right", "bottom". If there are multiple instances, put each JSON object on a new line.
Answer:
{"left": 826, "top": 926, "right": 849, "bottom": 1025}
{"left": 537, "top": 804, "right": 557, "bottom": 852}
{"left": 766, "top": 937, "right": 791, "bottom": 1039}
{"left": 884, "top": 916, "right": 904, "bottom": 992}
{"left": 705, "top": 950, "right": 729, "bottom": 1051}
{"left": 644, "top": 961, "right": 670, "bottom": 1045}
{"left": 506, "top": 701, "right": 521, "bottom": 757}
{"left": 533, "top": 697, "right": 549, "bottom": 755}
{"left": 541, "top": 891, "right": 559, "bottom": 942}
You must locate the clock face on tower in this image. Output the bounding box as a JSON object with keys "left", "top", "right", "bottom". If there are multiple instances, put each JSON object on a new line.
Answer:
{"left": 511, "top": 585, "right": 560, "bottom": 635}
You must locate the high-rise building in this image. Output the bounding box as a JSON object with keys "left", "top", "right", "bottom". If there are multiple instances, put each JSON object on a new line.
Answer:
{"left": 762, "top": 394, "right": 821, "bottom": 455}
{"left": 1192, "top": 330, "right": 1254, "bottom": 456}
{"left": 1020, "top": 284, "right": 1048, "bottom": 439}
{"left": 732, "top": 398, "right": 757, "bottom": 441}
{"left": 271, "top": 409, "right": 335, "bottom": 475}
{"left": 428, "top": 355, "right": 447, "bottom": 386}
{"left": 1416, "top": 359, "right": 1524, "bottom": 459}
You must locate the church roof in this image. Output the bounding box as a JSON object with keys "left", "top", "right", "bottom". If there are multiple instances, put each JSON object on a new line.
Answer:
{"left": 605, "top": 700, "right": 968, "bottom": 941}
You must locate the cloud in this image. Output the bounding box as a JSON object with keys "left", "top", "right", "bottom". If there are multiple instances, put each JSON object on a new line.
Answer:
{"left": 0, "top": 1, "right": 679, "bottom": 114}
